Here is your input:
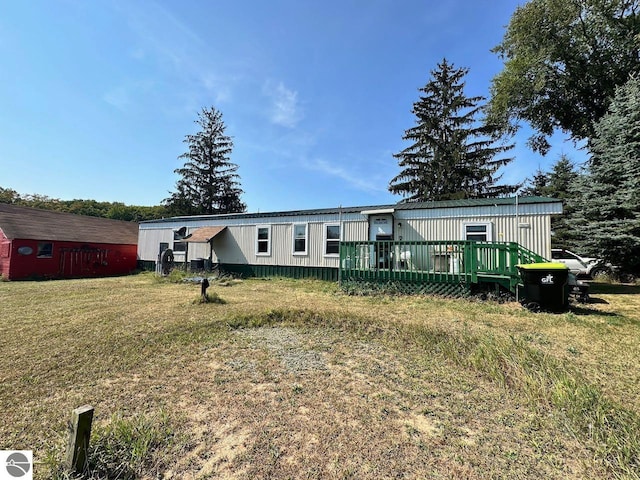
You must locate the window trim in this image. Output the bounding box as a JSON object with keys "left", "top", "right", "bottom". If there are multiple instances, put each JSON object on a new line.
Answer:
{"left": 256, "top": 225, "right": 272, "bottom": 256}
{"left": 461, "top": 222, "right": 493, "bottom": 242}
{"left": 292, "top": 223, "right": 308, "bottom": 256}
{"left": 323, "top": 223, "right": 341, "bottom": 257}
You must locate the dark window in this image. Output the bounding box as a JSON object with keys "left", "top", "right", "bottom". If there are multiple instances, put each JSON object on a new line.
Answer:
{"left": 37, "top": 242, "right": 53, "bottom": 258}
{"left": 464, "top": 224, "right": 489, "bottom": 242}
{"left": 173, "top": 242, "right": 187, "bottom": 252}
{"left": 293, "top": 224, "right": 307, "bottom": 254}
{"left": 256, "top": 226, "right": 271, "bottom": 255}
{"left": 325, "top": 224, "right": 340, "bottom": 255}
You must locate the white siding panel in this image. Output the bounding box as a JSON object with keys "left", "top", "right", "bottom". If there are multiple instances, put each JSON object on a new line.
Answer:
{"left": 138, "top": 201, "right": 559, "bottom": 265}
{"left": 397, "top": 214, "right": 551, "bottom": 258}
{"left": 398, "top": 202, "right": 561, "bottom": 220}
{"left": 138, "top": 229, "right": 174, "bottom": 261}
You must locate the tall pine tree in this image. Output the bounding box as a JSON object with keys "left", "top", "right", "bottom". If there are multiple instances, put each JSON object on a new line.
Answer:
{"left": 569, "top": 76, "right": 640, "bottom": 273}
{"left": 519, "top": 167, "right": 549, "bottom": 197}
{"left": 389, "top": 59, "right": 517, "bottom": 202}
{"left": 165, "top": 107, "right": 246, "bottom": 216}
{"left": 521, "top": 155, "right": 579, "bottom": 249}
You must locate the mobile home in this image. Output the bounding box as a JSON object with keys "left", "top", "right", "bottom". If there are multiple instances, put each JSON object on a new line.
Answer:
{"left": 138, "top": 197, "right": 561, "bottom": 292}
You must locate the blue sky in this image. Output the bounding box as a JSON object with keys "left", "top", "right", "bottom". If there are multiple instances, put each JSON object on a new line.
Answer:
{"left": 0, "top": 0, "right": 585, "bottom": 212}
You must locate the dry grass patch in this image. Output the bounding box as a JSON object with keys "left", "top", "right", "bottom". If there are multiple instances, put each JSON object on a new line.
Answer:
{"left": 0, "top": 274, "right": 638, "bottom": 478}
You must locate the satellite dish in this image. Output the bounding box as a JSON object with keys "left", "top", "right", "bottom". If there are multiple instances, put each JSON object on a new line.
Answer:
{"left": 173, "top": 226, "right": 187, "bottom": 238}
{"left": 160, "top": 248, "right": 174, "bottom": 275}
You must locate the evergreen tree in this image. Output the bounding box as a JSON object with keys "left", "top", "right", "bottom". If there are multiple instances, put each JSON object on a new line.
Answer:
{"left": 546, "top": 155, "right": 579, "bottom": 249}
{"left": 570, "top": 76, "right": 640, "bottom": 273}
{"left": 520, "top": 155, "right": 579, "bottom": 249}
{"left": 165, "top": 107, "right": 246, "bottom": 215}
{"left": 545, "top": 155, "right": 576, "bottom": 202}
{"left": 520, "top": 167, "right": 549, "bottom": 197}
{"left": 389, "top": 59, "right": 517, "bottom": 202}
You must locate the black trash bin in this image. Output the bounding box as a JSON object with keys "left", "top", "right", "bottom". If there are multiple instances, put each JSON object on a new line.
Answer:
{"left": 517, "top": 263, "right": 570, "bottom": 312}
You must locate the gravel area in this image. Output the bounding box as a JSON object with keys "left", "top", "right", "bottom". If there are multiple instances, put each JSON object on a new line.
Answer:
{"left": 234, "top": 327, "right": 328, "bottom": 373}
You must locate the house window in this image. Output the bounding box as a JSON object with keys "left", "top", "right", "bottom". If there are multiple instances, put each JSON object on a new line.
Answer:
{"left": 256, "top": 225, "right": 271, "bottom": 256}
{"left": 462, "top": 223, "right": 493, "bottom": 242}
{"left": 173, "top": 231, "right": 187, "bottom": 252}
{"left": 292, "top": 224, "right": 308, "bottom": 255}
{"left": 37, "top": 242, "right": 53, "bottom": 258}
{"left": 324, "top": 224, "right": 341, "bottom": 256}
{"left": 173, "top": 242, "right": 187, "bottom": 252}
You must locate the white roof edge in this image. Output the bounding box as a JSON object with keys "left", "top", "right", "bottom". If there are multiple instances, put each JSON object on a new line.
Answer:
{"left": 360, "top": 208, "right": 395, "bottom": 215}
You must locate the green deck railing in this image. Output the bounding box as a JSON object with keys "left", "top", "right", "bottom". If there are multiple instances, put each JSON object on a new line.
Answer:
{"left": 339, "top": 240, "right": 546, "bottom": 292}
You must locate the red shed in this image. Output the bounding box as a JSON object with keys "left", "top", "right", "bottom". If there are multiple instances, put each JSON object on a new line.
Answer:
{"left": 0, "top": 204, "right": 139, "bottom": 280}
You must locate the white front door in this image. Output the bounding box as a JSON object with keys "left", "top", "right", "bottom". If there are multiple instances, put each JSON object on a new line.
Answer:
{"left": 369, "top": 215, "right": 393, "bottom": 269}
{"left": 369, "top": 215, "right": 393, "bottom": 241}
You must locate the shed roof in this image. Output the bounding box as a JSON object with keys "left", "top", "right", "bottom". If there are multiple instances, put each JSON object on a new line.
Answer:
{"left": 0, "top": 204, "right": 139, "bottom": 244}
{"left": 141, "top": 196, "right": 561, "bottom": 224}
{"left": 185, "top": 226, "right": 227, "bottom": 243}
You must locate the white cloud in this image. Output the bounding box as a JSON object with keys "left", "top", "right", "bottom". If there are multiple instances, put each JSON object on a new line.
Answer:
{"left": 112, "top": 0, "right": 236, "bottom": 110}
{"left": 201, "top": 73, "right": 233, "bottom": 104}
{"left": 303, "top": 158, "right": 387, "bottom": 194}
{"left": 263, "top": 81, "right": 303, "bottom": 128}
{"left": 102, "top": 80, "right": 156, "bottom": 111}
{"left": 103, "top": 86, "right": 131, "bottom": 110}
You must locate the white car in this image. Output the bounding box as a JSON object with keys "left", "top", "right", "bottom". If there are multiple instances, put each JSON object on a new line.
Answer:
{"left": 551, "top": 248, "right": 612, "bottom": 278}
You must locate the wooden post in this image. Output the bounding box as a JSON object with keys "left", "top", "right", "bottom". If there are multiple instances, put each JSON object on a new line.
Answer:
{"left": 201, "top": 278, "right": 210, "bottom": 301}
{"left": 64, "top": 405, "right": 94, "bottom": 474}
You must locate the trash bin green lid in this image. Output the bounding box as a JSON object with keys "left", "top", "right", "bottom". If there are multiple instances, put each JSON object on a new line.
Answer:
{"left": 516, "top": 262, "right": 569, "bottom": 270}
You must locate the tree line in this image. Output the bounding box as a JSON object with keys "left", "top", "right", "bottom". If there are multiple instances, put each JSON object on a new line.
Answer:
{"left": 2, "top": 0, "right": 639, "bottom": 273}
{"left": 0, "top": 188, "right": 168, "bottom": 222}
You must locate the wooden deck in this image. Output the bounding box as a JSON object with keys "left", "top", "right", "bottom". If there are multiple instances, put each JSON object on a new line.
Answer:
{"left": 339, "top": 240, "right": 546, "bottom": 293}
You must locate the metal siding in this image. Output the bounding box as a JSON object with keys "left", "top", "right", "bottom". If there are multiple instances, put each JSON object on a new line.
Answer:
{"left": 138, "top": 202, "right": 558, "bottom": 265}
{"left": 343, "top": 220, "right": 368, "bottom": 242}
{"left": 138, "top": 229, "right": 174, "bottom": 261}
{"left": 186, "top": 243, "right": 211, "bottom": 262}
{"left": 138, "top": 212, "right": 367, "bottom": 231}
{"left": 174, "top": 219, "right": 369, "bottom": 269}
{"left": 396, "top": 214, "right": 551, "bottom": 258}
{"left": 397, "top": 202, "right": 562, "bottom": 219}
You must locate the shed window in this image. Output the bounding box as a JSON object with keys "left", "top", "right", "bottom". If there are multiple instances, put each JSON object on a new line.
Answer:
{"left": 324, "top": 224, "right": 341, "bottom": 256}
{"left": 462, "top": 223, "right": 493, "bottom": 242}
{"left": 256, "top": 225, "right": 271, "bottom": 256}
{"left": 292, "top": 224, "right": 308, "bottom": 255}
{"left": 37, "top": 242, "right": 53, "bottom": 258}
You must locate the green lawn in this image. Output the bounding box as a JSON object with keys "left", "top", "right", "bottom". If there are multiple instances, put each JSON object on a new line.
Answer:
{"left": 0, "top": 274, "right": 638, "bottom": 479}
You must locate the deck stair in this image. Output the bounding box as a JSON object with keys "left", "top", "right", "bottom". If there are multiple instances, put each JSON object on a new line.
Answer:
{"left": 339, "top": 240, "right": 546, "bottom": 295}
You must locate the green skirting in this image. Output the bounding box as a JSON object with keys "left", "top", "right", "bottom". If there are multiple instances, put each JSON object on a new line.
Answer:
{"left": 137, "top": 260, "right": 156, "bottom": 271}
{"left": 220, "top": 264, "right": 338, "bottom": 281}
{"left": 340, "top": 279, "right": 471, "bottom": 297}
